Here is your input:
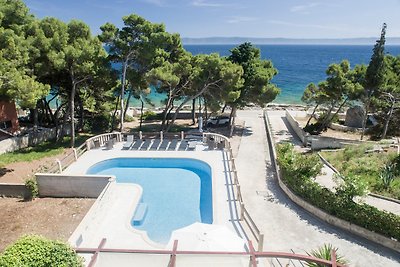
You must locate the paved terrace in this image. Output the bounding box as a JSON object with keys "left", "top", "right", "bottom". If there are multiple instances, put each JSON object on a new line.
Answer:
{"left": 235, "top": 109, "right": 399, "bottom": 267}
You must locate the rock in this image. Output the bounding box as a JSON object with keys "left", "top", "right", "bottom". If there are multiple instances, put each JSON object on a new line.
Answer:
{"left": 344, "top": 106, "right": 365, "bottom": 128}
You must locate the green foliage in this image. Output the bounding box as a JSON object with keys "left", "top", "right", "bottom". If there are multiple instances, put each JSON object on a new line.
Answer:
{"left": 277, "top": 143, "right": 400, "bottom": 241}
{"left": 142, "top": 110, "right": 158, "bottom": 121}
{"left": 306, "top": 244, "right": 348, "bottom": 267}
{"left": 334, "top": 174, "right": 368, "bottom": 202}
{"left": 25, "top": 178, "right": 38, "bottom": 199}
{"left": 379, "top": 163, "right": 396, "bottom": 189}
{"left": 0, "top": 235, "right": 83, "bottom": 267}
{"left": 227, "top": 42, "right": 280, "bottom": 109}
{"left": 124, "top": 114, "right": 135, "bottom": 122}
{"left": 83, "top": 113, "right": 112, "bottom": 133}
{"left": 320, "top": 145, "right": 400, "bottom": 199}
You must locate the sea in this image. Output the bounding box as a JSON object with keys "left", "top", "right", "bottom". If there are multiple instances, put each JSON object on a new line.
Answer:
{"left": 128, "top": 44, "right": 400, "bottom": 107}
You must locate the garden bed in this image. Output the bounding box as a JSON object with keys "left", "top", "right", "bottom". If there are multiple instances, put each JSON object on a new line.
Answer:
{"left": 320, "top": 145, "right": 400, "bottom": 200}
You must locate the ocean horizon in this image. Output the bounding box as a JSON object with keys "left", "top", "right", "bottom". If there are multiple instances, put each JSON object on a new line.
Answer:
{"left": 126, "top": 44, "right": 400, "bottom": 108}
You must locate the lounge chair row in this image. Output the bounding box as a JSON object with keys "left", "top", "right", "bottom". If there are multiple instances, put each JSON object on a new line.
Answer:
{"left": 123, "top": 137, "right": 197, "bottom": 151}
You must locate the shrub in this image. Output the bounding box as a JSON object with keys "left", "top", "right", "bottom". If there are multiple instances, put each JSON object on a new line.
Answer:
{"left": 0, "top": 235, "right": 83, "bottom": 267}
{"left": 334, "top": 174, "right": 368, "bottom": 203}
{"left": 83, "top": 113, "right": 111, "bottom": 133}
{"left": 124, "top": 114, "right": 135, "bottom": 122}
{"left": 379, "top": 163, "right": 396, "bottom": 189}
{"left": 25, "top": 178, "right": 38, "bottom": 199}
{"left": 306, "top": 243, "right": 348, "bottom": 267}
{"left": 142, "top": 110, "right": 158, "bottom": 121}
{"left": 276, "top": 143, "right": 400, "bottom": 241}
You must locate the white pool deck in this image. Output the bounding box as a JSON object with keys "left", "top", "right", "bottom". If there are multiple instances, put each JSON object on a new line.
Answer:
{"left": 65, "top": 141, "right": 248, "bottom": 265}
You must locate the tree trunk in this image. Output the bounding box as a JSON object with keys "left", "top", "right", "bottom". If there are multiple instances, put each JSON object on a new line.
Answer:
{"left": 361, "top": 99, "right": 370, "bottom": 140}
{"left": 191, "top": 98, "right": 196, "bottom": 124}
{"left": 165, "top": 84, "right": 211, "bottom": 132}
{"left": 119, "top": 59, "right": 129, "bottom": 132}
{"left": 77, "top": 95, "right": 84, "bottom": 132}
{"left": 139, "top": 94, "right": 145, "bottom": 131}
{"left": 58, "top": 103, "right": 70, "bottom": 142}
{"left": 229, "top": 106, "right": 237, "bottom": 137}
{"left": 123, "top": 89, "right": 132, "bottom": 121}
{"left": 33, "top": 107, "right": 39, "bottom": 129}
{"left": 305, "top": 104, "right": 319, "bottom": 128}
{"left": 111, "top": 94, "right": 120, "bottom": 131}
{"left": 161, "top": 90, "right": 173, "bottom": 131}
{"left": 317, "top": 101, "right": 337, "bottom": 131}
{"left": 70, "top": 82, "right": 77, "bottom": 148}
{"left": 221, "top": 103, "right": 227, "bottom": 114}
{"left": 381, "top": 100, "right": 395, "bottom": 139}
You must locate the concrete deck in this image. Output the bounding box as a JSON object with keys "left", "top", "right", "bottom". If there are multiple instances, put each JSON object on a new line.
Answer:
{"left": 66, "top": 142, "right": 247, "bottom": 264}
{"left": 237, "top": 109, "right": 399, "bottom": 266}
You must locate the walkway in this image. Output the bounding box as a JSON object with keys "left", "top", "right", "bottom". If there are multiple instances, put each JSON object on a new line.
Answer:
{"left": 235, "top": 109, "right": 399, "bottom": 267}
{"left": 267, "top": 109, "right": 400, "bottom": 216}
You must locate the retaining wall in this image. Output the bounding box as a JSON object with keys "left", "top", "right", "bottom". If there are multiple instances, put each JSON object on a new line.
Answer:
{"left": 285, "top": 109, "right": 363, "bottom": 150}
{"left": 264, "top": 109, "right": 400, "bottom": 254}
{"left": 36, "top": 174, "right": 115, "bottom": 198}
{"left": 0, "top": 183, "right": 30, "bottom": 198}
{"left": 284, "top": 110, "right": 309, "bottom": 146}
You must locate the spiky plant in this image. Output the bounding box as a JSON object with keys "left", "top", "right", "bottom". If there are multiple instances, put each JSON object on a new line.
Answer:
{"left": 306, "top": 243, "right": 348, "bottom": 267}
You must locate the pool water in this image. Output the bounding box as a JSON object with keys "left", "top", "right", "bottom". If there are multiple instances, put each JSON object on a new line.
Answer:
{"left": 87, "top": 158, "right": 213, "bottom": 244}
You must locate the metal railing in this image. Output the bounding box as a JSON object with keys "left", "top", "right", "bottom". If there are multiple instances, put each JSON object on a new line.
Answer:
{"left": 37, "top": 132, "right": 122, "bottom": 174}
{"left": 76, "top": 238, "right": 346, "bottom": 267}
{"left": 203, "top": 132, "right": 264, "bottom": 252}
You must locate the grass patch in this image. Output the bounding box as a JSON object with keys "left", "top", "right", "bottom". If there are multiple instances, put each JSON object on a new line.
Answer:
{"left": 320, "top": 144, "right": 400, "bottom": 199}
{"left": 0, "top": 134, "right": 90, "bottom": 168}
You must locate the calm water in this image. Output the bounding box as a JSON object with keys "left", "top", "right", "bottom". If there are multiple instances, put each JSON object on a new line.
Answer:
{"left": 87, "top": 158, "right": 213, "bottom": 244}
{"left": 129, "top": 45, "right": 400, "bottom": 106}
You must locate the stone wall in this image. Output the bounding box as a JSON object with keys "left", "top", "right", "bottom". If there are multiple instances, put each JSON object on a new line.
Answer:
{"left": 284, "top": 109, "right": 309, "bottom": 146}
{"left": 0, "top": 183, "right": 30, "bottom": 198}
{"left": 0, "top": 126, "right": 70, "bottom": 155}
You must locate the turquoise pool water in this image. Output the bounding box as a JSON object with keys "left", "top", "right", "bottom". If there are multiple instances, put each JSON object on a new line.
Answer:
{"left": 87, "top": 158, "right": 213, "bottom": 244}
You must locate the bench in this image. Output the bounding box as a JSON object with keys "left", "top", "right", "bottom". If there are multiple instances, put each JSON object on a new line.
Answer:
{"left": 132, "top": 203, "right": 148, "bottom": 226}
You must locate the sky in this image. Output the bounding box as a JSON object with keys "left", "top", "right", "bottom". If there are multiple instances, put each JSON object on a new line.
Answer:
{"left": 24, "top": 0, "right": 400, "bottom": 39}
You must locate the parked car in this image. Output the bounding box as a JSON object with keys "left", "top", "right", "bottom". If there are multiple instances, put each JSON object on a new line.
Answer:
{"left": 206, "top": 116, "right": 230, "bottom": 127}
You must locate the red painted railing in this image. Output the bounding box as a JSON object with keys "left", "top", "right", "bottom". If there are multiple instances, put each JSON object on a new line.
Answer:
{"left": 75, "top": 238, "right": 347, "bottom": 267}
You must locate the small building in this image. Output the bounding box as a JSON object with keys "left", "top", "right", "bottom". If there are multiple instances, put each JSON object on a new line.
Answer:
{"left": 0, "top": 100, "right": 19, "bottom": 135}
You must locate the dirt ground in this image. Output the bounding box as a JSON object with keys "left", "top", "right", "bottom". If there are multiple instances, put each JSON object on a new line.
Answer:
{"left": 0, "top": 149, "right": 72, "bottom": 184}
{"left": 0, "top": 197, "right": 94, "bottom": 252}
{"left": 295, "top": 116, "right": 369, "bottom": 140}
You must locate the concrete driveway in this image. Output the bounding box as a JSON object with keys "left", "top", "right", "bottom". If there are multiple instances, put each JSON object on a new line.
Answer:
{"left": 234, "top": 109, "right": 400, "bottom": 267}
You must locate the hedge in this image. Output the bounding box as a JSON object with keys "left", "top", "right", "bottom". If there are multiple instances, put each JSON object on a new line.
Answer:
{"left": 0, "top": 235, "right": 83, "bottom": 267}
{"left": 276, "top": 143, "right": 400, "bottom": 241}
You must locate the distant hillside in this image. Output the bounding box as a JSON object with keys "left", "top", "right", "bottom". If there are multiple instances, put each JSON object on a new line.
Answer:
{"left": 182, "top": 37, "right": 400, "bottom": 45}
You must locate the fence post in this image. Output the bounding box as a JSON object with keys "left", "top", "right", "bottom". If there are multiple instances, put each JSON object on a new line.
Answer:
{"left": 72, "top": 148, "right": 78, "bottom": 161}
{"left": 86, "top": 141, "right": 91, "bottom": 151}
{"left": 236, "top": 185, "right": 241, "bottom": 201}
{"left": 56, "top": 159, "right": 62, "bottom": 173}
{"left": 258, "top": 233, "right": 264, "bottom": 252}
{"left": 181, "top": 131, "right": 184, "bottom": 140}
{"left": 139, "top": 131, "right": 142, "bottom": 140}
{"left": 331, "top": 249, "right": 337, "bottom": 267}
{"left": 160, "top": 131, "right": 163, "bottom": 141}
{"left": 240, "top": 203, "right": 245, "bottom": 221}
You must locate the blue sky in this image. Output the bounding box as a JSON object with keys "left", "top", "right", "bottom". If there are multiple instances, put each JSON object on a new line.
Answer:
{"left": 24, "top": 0, "right": 400, "bottom": 38}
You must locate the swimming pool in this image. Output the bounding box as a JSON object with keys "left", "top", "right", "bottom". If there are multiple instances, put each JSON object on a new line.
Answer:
{"left": 87, "top": 158, "right": 213, "bottom": 244}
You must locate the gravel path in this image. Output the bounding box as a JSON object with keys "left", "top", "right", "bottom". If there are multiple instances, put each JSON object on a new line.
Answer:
{"left": 235, "top": 109, "right": 399, "bottom": 267}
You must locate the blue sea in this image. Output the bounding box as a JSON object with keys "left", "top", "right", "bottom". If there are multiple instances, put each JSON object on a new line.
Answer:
{"left": 131, "top": 45, "right": 400, "bottom": 107}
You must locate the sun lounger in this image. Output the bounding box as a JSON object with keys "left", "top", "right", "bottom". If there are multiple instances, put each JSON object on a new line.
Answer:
{"left": 178, "top": 140, "right": 188, "bottom": 151}
{"left": 122, "top": 135, "right": 134, "bottom": 149}
{"left": 140, "top": 139, "right": 152, "bottom": 151}
{"left": 188, "top": 141, "right": 197, "bottom": 150}
{"left": 158, "top": 139, "right": 170, "bottom": 150}
{"left": 167, "top": 139, "right": 178, "bottom": 151}
{"left": 149, "top": 139, "right": 161, "bottom": 150}
{"left": 131, "top": 140, "right": 143, "bottom": 150}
